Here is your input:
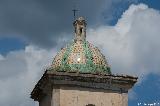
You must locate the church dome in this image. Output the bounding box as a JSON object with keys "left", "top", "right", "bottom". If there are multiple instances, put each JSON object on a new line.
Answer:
{"left": 51, "top": 17, "right": 111, "bottom": 74}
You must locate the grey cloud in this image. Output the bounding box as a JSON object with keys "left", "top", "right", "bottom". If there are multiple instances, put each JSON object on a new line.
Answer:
{"left": 0, "top": 0, "right": 138, "bottom": 48}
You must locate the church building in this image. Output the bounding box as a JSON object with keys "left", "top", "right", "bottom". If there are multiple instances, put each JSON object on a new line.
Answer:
{"left": 31, "top": 17, "right": 137, "bottom": 106}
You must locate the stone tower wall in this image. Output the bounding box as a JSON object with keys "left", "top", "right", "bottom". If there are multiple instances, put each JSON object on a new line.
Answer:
{"left": 51, "top": 86, "right": 128, "bottom": 106}
{"left": 31, "top": 72, "right": 137, "bottom": 106}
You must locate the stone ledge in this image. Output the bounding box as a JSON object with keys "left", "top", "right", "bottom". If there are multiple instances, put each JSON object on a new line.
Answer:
{"left": 31, "top": 70, "right": 137, "bottom": 101}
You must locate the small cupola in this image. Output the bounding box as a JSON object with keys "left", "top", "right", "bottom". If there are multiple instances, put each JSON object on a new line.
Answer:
{"left": 73, "top": 17, "right": 87, "bottom": 42}
{"left": 51, "top": 17, "right": 111, "bottom": 74}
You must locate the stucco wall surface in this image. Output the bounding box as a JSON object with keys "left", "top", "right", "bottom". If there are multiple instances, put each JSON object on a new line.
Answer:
{"left": 57, "top": 86, "right": 128, "bottom": 106}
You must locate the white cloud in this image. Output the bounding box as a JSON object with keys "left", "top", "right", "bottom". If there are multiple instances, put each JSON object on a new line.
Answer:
{"left": 88, "top": 4, "right": 160, "bottom": 80}
{"left": 0, "top": 54, "right": 4, "bottom": 60}
{"left": 87, "top": 4, "right": 160, "bottom": 100}
{"left": 0, "top": 3, "right": 160, "bottom": 106}
{"left": 0, "top": 45, "right": 57, "bottom": 106}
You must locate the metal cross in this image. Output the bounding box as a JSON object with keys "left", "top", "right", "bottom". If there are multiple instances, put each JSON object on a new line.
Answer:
{"left": 72, "top": 9, "right": 78, "bottom": 20}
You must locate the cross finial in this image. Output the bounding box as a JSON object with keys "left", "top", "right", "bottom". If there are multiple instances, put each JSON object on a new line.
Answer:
{"left": 72, "top": 9, "right": 78, "bottom": 20}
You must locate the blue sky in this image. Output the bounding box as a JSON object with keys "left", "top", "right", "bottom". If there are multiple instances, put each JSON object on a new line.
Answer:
{"left": 0, "top": 0, "right": 160, "bottom": 106}
{"left": 129, "top": 74, "right": 160, "bottom": 106}
{"left": 0, "top": 37, "right": 26, "bottom": 55}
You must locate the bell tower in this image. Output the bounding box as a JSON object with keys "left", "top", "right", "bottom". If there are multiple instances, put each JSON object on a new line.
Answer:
{"left": 31, "top": 17, "right": 137, "bottom": 106}
{"left": 73, "top": 17, "right": 86, "bottom": 42}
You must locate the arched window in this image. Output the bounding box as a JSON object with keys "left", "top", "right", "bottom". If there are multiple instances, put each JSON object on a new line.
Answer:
{"left": 79, "top": 27, "right": 83, "bottom": 34}
{"left": 86, "top": 104, "right": 95, "bottom": 106}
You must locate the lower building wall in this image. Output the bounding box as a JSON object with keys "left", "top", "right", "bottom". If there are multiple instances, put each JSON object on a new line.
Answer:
{"left": 57, "top": 86, "right": 128, "bottom": 106}
{"left": 39, "top": 94, "right": 51, "bottom": 106}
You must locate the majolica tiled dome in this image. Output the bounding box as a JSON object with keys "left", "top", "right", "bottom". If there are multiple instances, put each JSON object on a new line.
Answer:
{"left": 51, "top": 17, "right": 111, "bottom": 74}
